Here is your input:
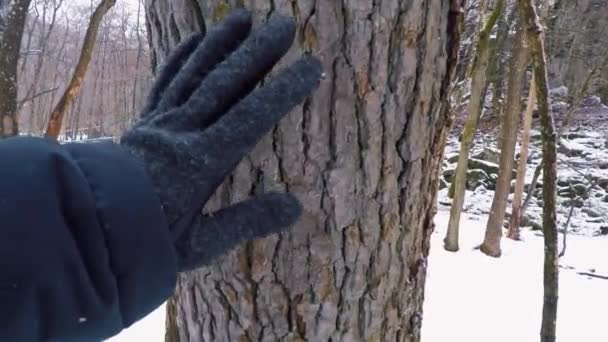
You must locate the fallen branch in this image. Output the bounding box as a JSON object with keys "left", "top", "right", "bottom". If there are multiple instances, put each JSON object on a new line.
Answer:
{"left": 577, "top": 272, "right": 608, "bottom": 280}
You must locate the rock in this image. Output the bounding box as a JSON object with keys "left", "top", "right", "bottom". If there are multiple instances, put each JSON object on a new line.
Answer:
{"left": 562, "top": 199, "right": 584, "bottom": 208}
{"left": 443, "top": 168, "right": 456, "bottom": 183}
{"left": 551, "top": 101, "right": 569, "bottom": 113}
{"left": 468, "top": 158, "right": 517, "bottom": 179}
{"left": 558, "top": 188, "right": 576, "bottom": 199}
{"left": 558, "top": 139, "right": 586, "bottom": 157}
{"left": 468, "top": 158, "right": 499, "bottom": 175}
{"left": 466, "top": 169, "right": 490, "bottom": 191}
{"left": 572, "top": 183, "right": 589, "bottom": 198}
{"left": 599, "top": 226, "right": 608, "bottom": 235}
{"left": 595, "top": 177, "right": 608, "bottom": 191}
{"left": 599, "top": 162, "right": 608, "bottom": 170}
{"left": 564, "top": 131, "right": 591, "bottom": 139}
{"left": 583, "top": 208, "right": 602, "bottom": 218}
{"left": 557, "top": 177, "right": 585, "bottom": 187}
{"left": 524, "top": 181, "right": 543, "bottom": 192}
{"left": 581, "top": 95, "right": 602, "bottom": 107}
{"left": 603, "top": 194, "right": 608, "bottom": 203}
{"left": 473, "top": 147, "right": 500, "bottom": 164}
{"left": 439, "top": 178, "right": 448, "bottom": 190}
{"left": 447, "top": 154, "right": 459, "bottom": 163}
{"left": 549, "top": 86, "right": 569, "bottom": 99}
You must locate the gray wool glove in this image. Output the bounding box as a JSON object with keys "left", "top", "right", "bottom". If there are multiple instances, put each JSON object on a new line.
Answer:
{"left": 120, "top": 10, "right": 322, "bottom": 272}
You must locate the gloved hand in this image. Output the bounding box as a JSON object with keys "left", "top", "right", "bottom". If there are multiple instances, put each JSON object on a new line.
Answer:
{"left": 120, "top": 10, "right": 322, "bottom": 272}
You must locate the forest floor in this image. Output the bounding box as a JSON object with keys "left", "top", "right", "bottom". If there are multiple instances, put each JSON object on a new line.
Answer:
{"left": 422, "top": 209, "right": 608, "bottom": 342}
{"left": 108, "top": 104, "right": 608, "bottom": 342}
{"left": 423, "top": 104, "right": 608, "bottom": 342}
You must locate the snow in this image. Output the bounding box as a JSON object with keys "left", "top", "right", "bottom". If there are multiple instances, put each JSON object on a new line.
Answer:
{"left": 110, "top": 128, "right": 608, "bottom": 341}
{"left": 106, "top": 304, "right": 166, "bottom": 342}
{"left": 110, "top": 209, "right": 608, "bottom": 342}
{"left": 422, "top": 209, "right": 608, "bottom": 342}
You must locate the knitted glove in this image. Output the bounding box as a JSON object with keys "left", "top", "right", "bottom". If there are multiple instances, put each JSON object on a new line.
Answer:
{"left": 120, "top": 10, "right": 322, "bottom": 271}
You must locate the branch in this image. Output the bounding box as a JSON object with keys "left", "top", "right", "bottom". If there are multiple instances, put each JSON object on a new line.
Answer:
{"left": 17, "top": 87, "right": 59, "bottom": 105}
{"left": 45, "top": 0, "right": 117, "bottom": 140}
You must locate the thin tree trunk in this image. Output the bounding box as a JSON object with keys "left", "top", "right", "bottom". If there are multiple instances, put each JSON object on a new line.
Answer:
{"left": 131, "top": 0, "right": 143, "bottom": 123}
{"left": 508, "top": 74, "right": 536, "bottom": 240}
{"left": 480, "top": 17, "right": 528, "bottom": 257}
{"left": 445, "top": 0, "right": 504, "bottom": 252}
{"left": 146, "top": 0, "right": 464, "bottom": 340}
{"left": 0, "top": 0, "right": 32, "bottom": 137}
{"left": 45, "top": 0, "right": 116, "bottom": 139}
{"left": 518, "top": 0, "right": 559, "bottom": 340}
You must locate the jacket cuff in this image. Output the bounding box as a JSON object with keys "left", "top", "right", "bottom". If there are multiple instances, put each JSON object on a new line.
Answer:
{"left": 64, "top": 140, "right": 177, "bottom": 327}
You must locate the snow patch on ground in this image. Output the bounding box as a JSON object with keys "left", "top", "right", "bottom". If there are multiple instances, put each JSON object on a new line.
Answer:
{"left": 422, "top": 209, "right": 608, "bottom": 342}
{"left": 106, "top": 304, "right": 166, "bottom": 342}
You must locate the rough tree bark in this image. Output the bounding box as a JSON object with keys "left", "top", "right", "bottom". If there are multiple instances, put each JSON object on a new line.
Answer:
{"left": 145, "top": 0, "right": 463, "bottom": 341}
{"left": 45, "top": 0, "right": 116, "bottom": 140}
{"left": 444, "top": 0, "right": 504, "bottom": 252}
{"left": 480, "top": 17, "right": 528, "bottom": 258}
{"left": 507, "top": 74, "right": 536, "bottom": 240}
{"left": 0, "top": 0, "right": 32, "bottom": 137}
{"left": 518, "top": 0, "right": 558, "bottom": 340}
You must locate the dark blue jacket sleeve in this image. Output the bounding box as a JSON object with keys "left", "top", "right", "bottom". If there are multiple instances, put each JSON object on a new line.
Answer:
{"left": 0, "top": 137, "right": 177, "bottom": 342}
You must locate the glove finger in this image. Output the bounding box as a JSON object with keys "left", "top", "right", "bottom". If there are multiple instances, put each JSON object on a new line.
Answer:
{"left": 196, "top": 56, "right": 322, "bottom": 186}
{"left": 150, "top": 13, "right": 297, "bottom": 132}
{"left": 154, "top": 9, "right": 253, "bottom": 114}
{"left": 174, "top": 193, "right": 302, "bottom": 271}
{"left": 140, "top": 33, "right": 203, "bottom": 116}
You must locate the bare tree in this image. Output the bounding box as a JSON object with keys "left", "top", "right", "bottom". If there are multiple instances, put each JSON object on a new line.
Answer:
{"left": 480, "top": 17, "right": 528, "bottom": 257}
{"left": 518, "top": 0, "right": 559, "bottom": 340}
{"left": 45, "top": 0, "right": 116, "bottom": 139}
{"left": 508, "top": 74, "right": 536, "bottom": 240}
{"left": 445, "top": 0, "right": 505, "bottom": 252}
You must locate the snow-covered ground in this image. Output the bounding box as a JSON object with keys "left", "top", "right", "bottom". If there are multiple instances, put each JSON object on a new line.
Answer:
{"left": 111, "top": 208, "right": 608, "bottom": 342}
{"left": 422, "top": 208, "right": 608, "bottom": 342}
{"left": 108, "top": 125, "right": 608, "bottom": 341}
{"left": 106, "top": 305, "right": 166, "bottom": 342}
{"left": 108, "top": 212, "right": 608, "bottom": 342}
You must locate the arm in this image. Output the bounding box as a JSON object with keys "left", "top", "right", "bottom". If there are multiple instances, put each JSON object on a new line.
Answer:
{"left": 0, "top": 137, "right": 176, "bottom": 341}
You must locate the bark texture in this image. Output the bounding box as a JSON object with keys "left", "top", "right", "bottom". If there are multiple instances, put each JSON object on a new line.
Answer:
{"left": 145, "top": 0, "right": 462, "bottom": 340}
{"left": 508, "top": 74, "right": 536, "bottom": 240}
{"left": 0, "top": 0, "right": 31, "bottom": 137}
{"left": 518, "top": 0, "right": 559, "bottom": 340}
{"left": 445, "top": 0, "right": 504, "bottom": 252}
{"left": 480, "top": 18, "right": 527, "bottom": 258}
{"left": 45, "top": 0, "right": 116, "bottom": 139}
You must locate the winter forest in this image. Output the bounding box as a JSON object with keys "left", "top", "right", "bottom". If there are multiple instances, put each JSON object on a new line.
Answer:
{"left": 1, "top": 0, "right": 607, "bottom": 341}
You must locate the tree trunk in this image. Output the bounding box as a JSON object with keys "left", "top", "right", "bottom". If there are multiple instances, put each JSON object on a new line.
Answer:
{"left": 480, "top": 17, "right": 528, "bottom": 258}
{"left": 145, "top": 0, "right": 462, "bottom": 341}
{"left": 507, "top": 74, "right": 536, "bottom": 240}
{"left": 518, "top": 0, "right": 558, "bottom": 340}
{"left": 490, "top": 7, "right": 516, "bottom": 119}
{"left": 45, "top": 0, "right": 116, "bottom": 140}
{"left": 0, "top": 0, "right": 32, "bottom": 137}
{"left": 444, "top": 0, "right": 504, "bottom": 252}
